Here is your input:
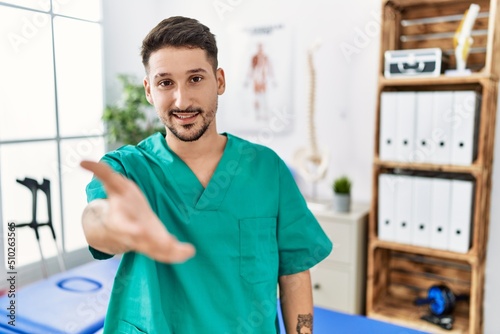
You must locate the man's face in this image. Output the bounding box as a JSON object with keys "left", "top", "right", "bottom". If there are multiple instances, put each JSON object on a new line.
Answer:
{"left": 144, "top": 46, "right": 225, "bottom": 142}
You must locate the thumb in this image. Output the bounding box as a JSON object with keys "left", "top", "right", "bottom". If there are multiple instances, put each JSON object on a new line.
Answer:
{"left": 80, "top": 160, "right": 126, "bottom": 194}
{"left": 165, "top": 242, "right": 196, "bottom": 263}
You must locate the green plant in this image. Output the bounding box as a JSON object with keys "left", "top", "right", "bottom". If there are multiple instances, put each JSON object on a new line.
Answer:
{"left": 103, "top": 74, "right": 164, "bottom": 145}
{"left": 332, "top": 176, "right": 352, "bottom": 194}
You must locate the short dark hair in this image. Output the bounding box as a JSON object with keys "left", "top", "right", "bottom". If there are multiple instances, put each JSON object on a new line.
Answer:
{"left": 141, "top": 16, "right": 218, "bottom": 72}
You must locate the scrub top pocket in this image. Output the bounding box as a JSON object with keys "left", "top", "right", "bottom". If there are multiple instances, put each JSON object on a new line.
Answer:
{"left": 239, "top": 217, "right": 279, "bottom": 284}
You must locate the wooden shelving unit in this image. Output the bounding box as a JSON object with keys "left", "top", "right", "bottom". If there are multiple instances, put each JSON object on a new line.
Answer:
{"left": 367, "top": 1, "right": 500, "bottom": 333}
{"left": 374, "top": 158, "right": 484, "bottom": 174}
{"left": 379, "top": 73, "right": 498, "bottom": 86}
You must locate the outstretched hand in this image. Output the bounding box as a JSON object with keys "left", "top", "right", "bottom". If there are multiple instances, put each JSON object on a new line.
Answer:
{"left": 80, "top": 160, "right": 195, "bottom": 263}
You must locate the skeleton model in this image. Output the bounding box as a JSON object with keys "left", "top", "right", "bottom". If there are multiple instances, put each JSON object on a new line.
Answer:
{"left": 446, "top": 3, "right": 480, "bottom": 75}
{"left": 293, "top": 40, "right": 329, "bottom": 197}
{"left": 455, "top": 4, "right": 480, "bottom": 72}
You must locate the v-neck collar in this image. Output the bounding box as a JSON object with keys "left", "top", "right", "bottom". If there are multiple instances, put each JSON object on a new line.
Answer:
{"left": 146, "top": 132, "right": 241, "bottom": 212}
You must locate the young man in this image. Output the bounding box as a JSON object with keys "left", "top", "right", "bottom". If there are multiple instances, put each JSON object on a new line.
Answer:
{"left": 81, "top": 16, "right": 332, "bottom": 333}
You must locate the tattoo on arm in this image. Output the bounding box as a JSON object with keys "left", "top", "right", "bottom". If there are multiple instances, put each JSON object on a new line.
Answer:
{"left": 296, "top": 313, "right": 313, "bottom": 334}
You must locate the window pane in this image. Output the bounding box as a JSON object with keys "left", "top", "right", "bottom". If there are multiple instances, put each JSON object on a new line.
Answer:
{"left": 0, "top": 0, "right": 49, "bottom": 11}
{"left": 54, "top": 17, "right": 104, "bottom": 137}
{"left": 60, "top": 137, "right": 105, "bottom": 251}
{"left": 53, "top": 0, "right": 101, "bottom": 22}
{"left": 0, "top": 7, "right": 56, "bottom": 141}
{"left": 1, "top": 141, "right": 61, "bottom": 268}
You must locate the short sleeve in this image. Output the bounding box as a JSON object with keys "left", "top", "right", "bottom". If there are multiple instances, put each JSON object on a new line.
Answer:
{"left": 86, "top": 155, "right": 127, "bottom": 202}
{"left": 276, "top": 159, "right": 333, "bottom": 276}
{"left": 85, "top": 154, "right": 127, "bottom": 260}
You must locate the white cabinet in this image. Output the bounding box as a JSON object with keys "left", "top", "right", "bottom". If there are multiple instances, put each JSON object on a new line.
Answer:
{"left": 309, "top": 202, "right": 369, "bottom": 314}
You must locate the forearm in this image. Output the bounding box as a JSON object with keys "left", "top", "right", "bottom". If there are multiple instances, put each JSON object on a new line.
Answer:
{"left": 81, "top": 199, "right": 130, "bottom": 255}
{"left": 279, "top": 270, "right": 314, "bottom": 334}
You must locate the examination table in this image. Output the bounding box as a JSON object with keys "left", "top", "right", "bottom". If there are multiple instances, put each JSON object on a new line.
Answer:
{"left": 1, "top": 257, "right": 430, "bottom": 334}
{"left": 0, "top": 258, "right": 120, "bottom": 334}
{"left": 278, "top": 306, "right": 430, "bottom": 334}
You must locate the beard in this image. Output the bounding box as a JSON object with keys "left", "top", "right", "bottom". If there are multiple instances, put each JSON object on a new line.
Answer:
{"left": 159, "top": 107, "right": 216, "bottom": 142}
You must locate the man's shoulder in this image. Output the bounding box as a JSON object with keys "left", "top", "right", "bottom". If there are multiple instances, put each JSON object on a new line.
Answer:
{"left": 103, "top": 133, "right": 163, "bottom": 161}
{"left": 101, "top": 145, "right": 141, "bottom": 166}
{"left": 226, "top": 133, "right": 279, "bottom": 160}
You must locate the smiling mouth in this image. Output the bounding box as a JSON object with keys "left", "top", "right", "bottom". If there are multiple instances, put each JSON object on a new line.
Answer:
{"left": 171, "top": 111, "right": 200, "bottom": 121}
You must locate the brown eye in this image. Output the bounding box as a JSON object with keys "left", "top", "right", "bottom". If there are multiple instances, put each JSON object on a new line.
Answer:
{"left": 159, "top": 80, "right": 172, "bottom": 87}
{"left": 191, "top": 76, "right": 202, "bottom": 83}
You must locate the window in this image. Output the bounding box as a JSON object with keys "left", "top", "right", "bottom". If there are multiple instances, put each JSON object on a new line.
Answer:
{"left": 0, "top": 0, "right": 104, "bottom": 270}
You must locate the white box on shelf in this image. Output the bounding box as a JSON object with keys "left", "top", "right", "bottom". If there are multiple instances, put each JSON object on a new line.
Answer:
{"left": 395, "top": 92, "right": 417, "bottom": 162}
{"left": 384, "top": 48, "right": 447, "bottom": 78}
{"left": 449, "top": 180, "right": 474, "bottom": 253}
{"left": 414, "top": 92, "right": 434, "bottom": 164}
{"left": 379, "top": 92, "right": 398, "bottom": 161}
{"left": 430, "top": 178, "right": 452, "bottom": 250}
{"left": 378, "top": 173, "right": 398, "bottom": 242}
{"left": 431, "top": 92, "right": 454, "bottom": 164}
{"left": 411, "top": 176, "right": 433, "bottom": 248}
{"left": 394, "top": 175, "right": 413, "bottom": 244}
{"left": 451, "top": 91, "right": 480, "bottom": 166}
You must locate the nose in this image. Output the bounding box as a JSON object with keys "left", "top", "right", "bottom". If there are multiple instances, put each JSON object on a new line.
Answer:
{"left": 173, "top": 85, "right": 191, "bottom": 110}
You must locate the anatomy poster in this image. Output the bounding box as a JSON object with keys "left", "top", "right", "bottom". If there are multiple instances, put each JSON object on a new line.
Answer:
{"left": 224, "top": 23, "right": 293, "bottom": 134}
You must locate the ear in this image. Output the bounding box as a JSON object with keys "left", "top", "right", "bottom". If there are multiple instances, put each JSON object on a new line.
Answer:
{"left": 143, "top": 76, "right": 154, "bottom": 105}
{"left": 216, "top": 68, "right": 226, "bottom": 95}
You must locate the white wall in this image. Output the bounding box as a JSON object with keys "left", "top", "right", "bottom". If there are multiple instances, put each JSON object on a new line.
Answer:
{"left": 103, "top": 0, "right": 378, "bottom": 203}
{"left": 102, "top": 1, "right": 499, "bottom": 332}
{"left": 102, "top": 0, "right": 165, "bottom": 102}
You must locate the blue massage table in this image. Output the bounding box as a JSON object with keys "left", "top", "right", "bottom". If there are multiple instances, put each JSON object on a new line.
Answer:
{"left": 0, "top": 257, "right": 430, "bottom": 334}
{"left": 277, "top": 306, "right": 430, "bottom": 334}
{"left": 0, "top": 258, "right": 120, "bottom": 334}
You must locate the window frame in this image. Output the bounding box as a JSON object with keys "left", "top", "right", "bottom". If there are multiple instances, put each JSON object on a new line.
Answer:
{"left": 0, "top": 0, "right": 105, "bottom": 289}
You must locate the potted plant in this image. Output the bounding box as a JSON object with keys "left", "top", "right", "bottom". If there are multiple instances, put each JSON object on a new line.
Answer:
{"left": 102, "top": 74, "right": 164, "bottom": 148}
{"left": 332, "top": 176, "right": 352, "bottom": 213}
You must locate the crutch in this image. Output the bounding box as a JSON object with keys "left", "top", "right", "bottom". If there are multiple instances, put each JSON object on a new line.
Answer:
{"left": 38, "top": 178, "right": 66, "bottom": 273}
{"left": 16, "top": 177, "right": 66, "bottom": 277}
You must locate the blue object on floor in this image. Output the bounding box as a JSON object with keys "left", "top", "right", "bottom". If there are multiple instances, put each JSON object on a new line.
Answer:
{"left": 278, "top": 306, "right": 431, "bottom": 334}
{"left": 0, "top": 258, "right": 120, "bottom": 334}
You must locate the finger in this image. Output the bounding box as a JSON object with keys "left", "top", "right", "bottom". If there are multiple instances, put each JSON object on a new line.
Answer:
{"left": 163, "top": 242, "right": 196, "bottom": 263}
{"left": 80, "top": 160, "right": 127, "bottom": 194}
{"left": 151, "top": 232, "right": 196, "bottom": 263}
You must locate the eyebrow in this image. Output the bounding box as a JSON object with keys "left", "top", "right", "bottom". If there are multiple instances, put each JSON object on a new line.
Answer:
{"left": 154, "top": 68, "right": 208, "bottom": 79}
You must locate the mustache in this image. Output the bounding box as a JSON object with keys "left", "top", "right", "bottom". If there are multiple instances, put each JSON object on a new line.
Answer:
{"left": 168, "top": 108, "right": 203, "bottom": 116}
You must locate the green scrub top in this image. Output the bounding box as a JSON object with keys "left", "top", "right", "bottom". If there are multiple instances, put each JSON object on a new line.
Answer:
{"left": 86, "top": 132, "right": 332, "bottom": 334}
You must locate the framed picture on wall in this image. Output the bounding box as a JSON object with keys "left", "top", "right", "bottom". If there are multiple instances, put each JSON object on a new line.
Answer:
{"left": 223, "top": 22, "right": 293, "bottom": 135}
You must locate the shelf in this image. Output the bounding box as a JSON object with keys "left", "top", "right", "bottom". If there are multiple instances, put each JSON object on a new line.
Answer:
{"left": 379, "top": 73, "right": 496, "bottom": 87}
{"left": 367, "top": 248, "right": 472, "bottom": 333}
{"left": 370, "top": 239, "right": 476, "bottom": 264}
{"left": 368, "top": 0, "right": 499, "bottom": 332}
{"left": 369, "top": 299, "right": 469, "bottom": 334}
{"left": 386, "top": 0, "right": 485, "bottom": 8}
{"left": 373, "top": 158, "right": 483, "bottom": 175}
